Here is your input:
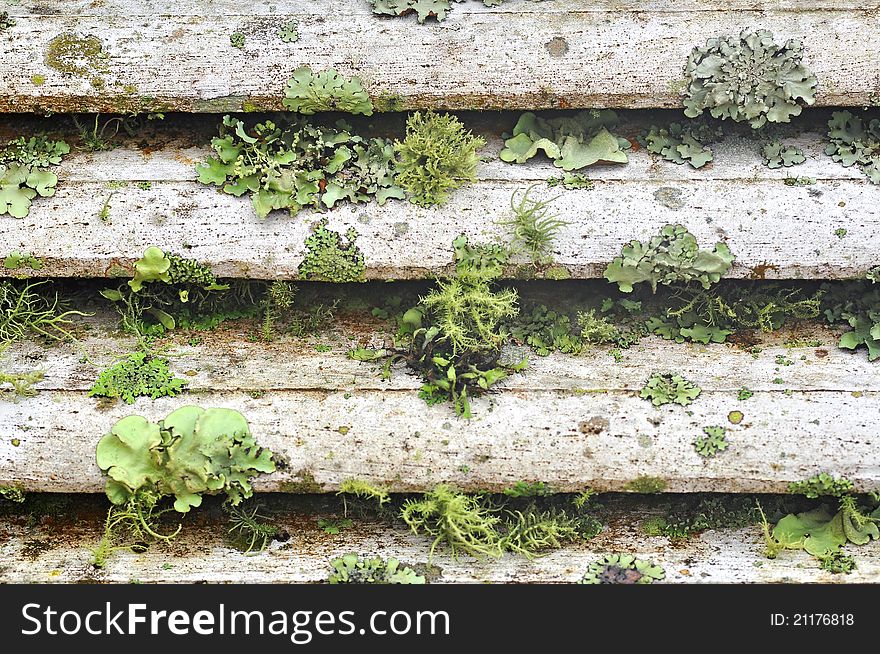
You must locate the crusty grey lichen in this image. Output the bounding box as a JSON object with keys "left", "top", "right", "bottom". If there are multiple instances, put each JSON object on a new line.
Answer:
{"left": 683, "top": 29, "right": 818, "bottom": 128}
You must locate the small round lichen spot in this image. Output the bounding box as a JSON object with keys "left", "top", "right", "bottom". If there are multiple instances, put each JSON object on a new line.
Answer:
{"left": 545, "top": 37, "right": 569, "bottom": 57}
{"left": 728, "top": 410, "right": 744, "bottom": 425}
{"left": 653, "top": 187, "right": 686, "bottom": 210}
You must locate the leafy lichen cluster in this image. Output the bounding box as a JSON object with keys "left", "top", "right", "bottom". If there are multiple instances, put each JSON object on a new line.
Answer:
{"left": 824, "top": 110, "right": 880, "bottom": 184}
{"left": 500, "top": 110, "right": 630, "bottom": 171}
{"left": 0, "top": 136, "right": 70, "bottom": 218}
{"left": 604, "top": 224, "right": 734, "bottom": 294}
{"left": 762, "top": 476, "right": 879, "bottom": 564}
{"left": 394, "top": 111, "right": 484, "bottom": 207}
{"left": 640, "top": 121, "right": 722, "bottom": 169}
{"left": 297, "top": 220, "right": 366, "bottom": 282}
{"left": 196, "top": 115, "right": 404, "bottom": 219}
{"left": 693, "top": 425, "right": 729, "bottom": 458}
{"left": 579, "top": 554, "right": 665, "bottom": 584}
{"left": 283, "top": 66, "right": 374, "bottom": 116}
{"left": 3, "top": 251, "right": 43, "bottom": 271}
{"left": 640, "top": 372, "right": 701, "bottom": 407}
{"left": 328, "top": 553, "right": 425, "bottom": 584}
{"left": 88, "top": 352, "right": 187, "bottom": 405}
{"left": 96, "top": 406, "right": 276, "bottom": 513}
{"left": 371, "top": 0, "right": 503, "bottom": 23}
{"left": 762, "top": 140, "right": 805, "bottom": 169}
{"left": 683, "top": 29, "right": 818, "bottom": 128}
{"left": 823, "top": 269, "right": 880, "bottom": 360}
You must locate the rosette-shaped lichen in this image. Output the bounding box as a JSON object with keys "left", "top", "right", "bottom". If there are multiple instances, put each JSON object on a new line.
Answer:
{"left": 640, "top": 121, "right": 722, "bottom": 169}
{"left": 283, "top": 66, "right": 373, "bottom": 115}
{"left": 683, "top": 29, "right": 818, "bottom": 128}
{"left": 0, "top": 136, "right": 70, "bottom": 218}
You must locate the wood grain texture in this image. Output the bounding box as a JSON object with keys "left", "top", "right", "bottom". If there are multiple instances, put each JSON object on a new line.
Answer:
{"left": 1, "top": 496, "right": 877, "bottom": 584}
{"left": 1, "top": 129, "right": 876, "bottom": 281}
{"left": 2, "top": 326, "right": 878, "bottom": 494}
{"left": 1, "top": 2, "right": 879, "bottom": 112}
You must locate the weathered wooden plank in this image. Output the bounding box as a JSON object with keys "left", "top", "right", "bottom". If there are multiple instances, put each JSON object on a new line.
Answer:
{"left": 1, "top": 6, "right": 878, "bottom": 112}
{"left": 1, "top": 497, "right": 877, "bottom": 583}
{"left": 2, "top": 328, "right": 878, "bottom": 494}
{"left": 2, "top": 130, "right": 876, "bottom": 281}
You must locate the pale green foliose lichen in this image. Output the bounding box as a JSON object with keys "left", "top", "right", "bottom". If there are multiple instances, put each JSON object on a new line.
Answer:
{"left": 683, "top": 29, "right": 818, "bottom": 128}
{"left": 640, "top": 121, "right": 722, "bottom": 169}
{"left": 283, "top": 66, "right": 373, "bottom": 115}
{"left": 500, "top": 110, "right": 630, "bottom": 171}
{"left": 328, "top": 553, "right": 425, "bottom": 584}
{"left": 371, "top": 0, "right": 503, "bottom": 23}
{"left": 0, "top": 137, "right": 70, "bottom": 218}
{"left": 824, "top": 110, "right": 880, "bottom": 184}
{"left": 579, "top": 554, "right": 665, "bottom": 584}
{"left": 298, "top": 220, "right": 366, "bottom": 282}
{"left": 604, "top": 224, "right": 734, "bottom": 293}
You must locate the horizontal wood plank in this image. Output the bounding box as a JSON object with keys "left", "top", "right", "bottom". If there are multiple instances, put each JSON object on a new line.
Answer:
{"left": 1, "top": 496, "right": 877, "bottom": 583}
{"left": 1, "top": 128, "right": 876, "bottom": 281}
{"left": 2, "top": 326, "right": 878, "bottom": 494}
{"left": 1, "top": 4, "right": 878, "bottom": 112}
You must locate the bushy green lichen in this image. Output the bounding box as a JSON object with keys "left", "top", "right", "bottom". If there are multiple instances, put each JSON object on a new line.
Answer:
{"left": 298, "top": 220, "right": 366, "bottom": 282}
{"left": 195, "top": 115, "right": 403, "bottom": 218}
{"left": 0, "top": 136, "right": 70, "bottom": 218}
{"left": 394, "top": 111, "right": 484, "bottom": 207}
{"left": 338, "top": 478, "right": 391, "bottom": 507}
{"left": 328, "top": 553, "right": 425, "bottom": 584}
{"left": 499, "top": 185, "right": 567, "bottom": 266}
{"left": 640, "top": 373, "right": 701, "bottom": 407}
{"left": 604, "top": 224, "right": 734, "bottom": 293}
{"left": 282, "top": 66, "right": 373, "bottom": 115}
{"left": 88, "top": 352, "right": 187, "bottom": 404}
{"left": 693, "top": 425, "right": 728, "bottom": 458}
{"left": 640, "top": 121, "right": 722, "bottom": 169}
{"left": 227, "top": 504, "right": 281, "bottom": 554}
{"left": 1, "top": 280, "right": 84, "bottom": 347}
{"left": 762, "top": 140, "right": 805, "bottom": 168}
{"left": 683, "top": 29, "right": 817, "bottom": 128}
{"left": 824, "top": 110, "right": 880, "bottom": 184}
{"left": 371, "top": 0, "right": 503, "bottom": 23}
{"left": 503, "top": 481, "right": 550, "bottom": 498}
{"left": 579, "top": 554, "right": 665, "bottom": 584}
{"left": 500, "top": 110, "right": 630, "bottom": 171}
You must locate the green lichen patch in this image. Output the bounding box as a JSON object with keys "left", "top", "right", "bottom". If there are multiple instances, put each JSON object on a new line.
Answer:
{"left": 371, "top": 0, "right": 503, "bottom": 23}
{"left": 45, "top": 33, "right": 110, "bottom": 87}
{"left": 0, "top": 136, "right": 70, "bottom": 218}
{"left": 229, "top": 32, "right": 245, "bottom": 50}
{"left": 579, "top": 554, "right": 665, "bottom": 584}
{"left": 604, "top": 224, "right": 734, "bottom": 294}
{"left": 394, "top": 111, "right": 484, "bottom": 207}
{"left": 227, "top": 504, "right": 283, "bottom": 554}
{"left": 3, "top": 251, "right": 43, "bottom": 271}
{"left": 823, "top": 268, "right": 880, "bottom": 360}
{"left": 1, "top": 368, "right": 44, "bottom": 400}
{"left": 500, "top": 110, "right": 630, "bottom": 171}
{"left": 640, "top": 121, "right": 722, "bottom": 169}
{"left": 283, "top": 66, "right": 373, "bottom": 115}
{"left": 88, "top": 352, "right": 187, "bottom": 405}
{"left": 642, "top": 495, "right": 763, "bottom": 540}
{"left": 824, "top": 110, "right": 880, "bottom": 184}
{"left": 1, "top": 280, "right": 85, "bottom": 347}
{"left": 693, "top": 425, "right": 729, "bottom": 458}
{"left": 329, "top": 553, "right": 425, "bottom": 584}
{"left": 683, "top": 29, "right": 817, "bottom": 128}
{"left": 624, "top": 476, "right": 668, "bottom": 494}
{"left": 298, "top": 221, "right": 366, "bottom": 282}
{"left": 640, "top": 373, "right": 701, "bottom": 407}
{"left": 762, "top": 140, "right": 805, "bottom": 169}
{"left": 0, "top": 12, "right": 16, "bottom": 32}
{"left": 788, "top": 473, "right": 854, "bottom": 499}
{"left": 278, "top": 21, "right": 299, "bottom": 43}
{"left": 195, "top": 115, "right": 403, "bottom": 219}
